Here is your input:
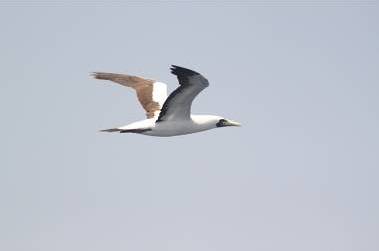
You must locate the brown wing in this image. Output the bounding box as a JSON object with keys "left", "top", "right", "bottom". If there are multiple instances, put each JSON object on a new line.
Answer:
{"left": 92, "top": 72, "right": 167, "bottom": 118}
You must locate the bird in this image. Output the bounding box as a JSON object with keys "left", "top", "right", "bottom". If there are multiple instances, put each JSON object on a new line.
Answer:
{"left": 92, "top": 65, "right": 241, "bottom": 137}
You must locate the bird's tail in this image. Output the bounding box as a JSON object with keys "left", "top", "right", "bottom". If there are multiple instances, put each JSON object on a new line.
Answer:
{"left": 99, "top": 128, "right": 152, "bottom": 133}
{"left": 99, "top": 128, "right": 121, "bottom": 132}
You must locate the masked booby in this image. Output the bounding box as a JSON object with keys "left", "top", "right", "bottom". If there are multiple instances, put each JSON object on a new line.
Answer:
{"left": 92, "top": 65, "right": 240, "bottom": 137}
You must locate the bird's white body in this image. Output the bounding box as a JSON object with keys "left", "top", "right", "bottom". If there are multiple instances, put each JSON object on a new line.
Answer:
{"left": 119, "top": 115, "right": 223, "bottom": 137}
{"left": 93, "top": 65, "right": 240, "bottom": 137}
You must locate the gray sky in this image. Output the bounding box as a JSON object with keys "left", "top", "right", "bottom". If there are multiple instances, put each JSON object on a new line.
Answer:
{"left": 1, "top": 2, "right": 378, "bottom": 251}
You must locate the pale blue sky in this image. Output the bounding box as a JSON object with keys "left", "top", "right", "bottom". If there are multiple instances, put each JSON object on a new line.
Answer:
{"left": 1, "top": 2, "right": 378, "bottom": 251}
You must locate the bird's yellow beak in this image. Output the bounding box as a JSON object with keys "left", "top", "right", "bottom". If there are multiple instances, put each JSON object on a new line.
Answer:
{"left": 225, "top": 120, "right": 241, "bottom": 127}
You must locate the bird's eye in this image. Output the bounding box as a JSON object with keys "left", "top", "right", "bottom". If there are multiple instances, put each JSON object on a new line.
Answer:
{"left": 216, "top": 119, "right": 227, "bottom": 127}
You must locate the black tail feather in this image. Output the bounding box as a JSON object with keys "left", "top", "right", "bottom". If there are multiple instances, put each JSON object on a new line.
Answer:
{"left": 119, "top": 129, "right": 152, "bottom": 133}
{"left": 100, "top": 128, "right": 121, "bottom": 132}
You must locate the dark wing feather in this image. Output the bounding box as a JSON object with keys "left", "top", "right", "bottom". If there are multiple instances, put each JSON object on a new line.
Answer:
{"left": 157, "top": 65, "right": 209, "bottom": 122}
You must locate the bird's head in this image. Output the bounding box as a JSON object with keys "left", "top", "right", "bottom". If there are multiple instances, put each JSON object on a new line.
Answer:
{"left": 216, "top": 118, "right": 241, "bottom": 128}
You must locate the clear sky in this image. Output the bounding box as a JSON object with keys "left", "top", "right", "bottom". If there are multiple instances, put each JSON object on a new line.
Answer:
{"left": 1, "top": 1, "right": 378, "bottom": 251}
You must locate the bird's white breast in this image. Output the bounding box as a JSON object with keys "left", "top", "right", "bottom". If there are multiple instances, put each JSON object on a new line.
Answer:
{"left": 143, "top": 115, "right": 220, "bottom": 137}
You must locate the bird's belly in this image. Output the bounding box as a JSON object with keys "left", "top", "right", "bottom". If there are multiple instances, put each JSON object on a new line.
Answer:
{"left": 143, "top": 121, "right": 209, "bottom": 137}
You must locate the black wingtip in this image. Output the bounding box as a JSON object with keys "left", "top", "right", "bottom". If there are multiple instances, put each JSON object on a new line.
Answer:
{"left": 170, "top": 65, "right": 200, "bottom": 76}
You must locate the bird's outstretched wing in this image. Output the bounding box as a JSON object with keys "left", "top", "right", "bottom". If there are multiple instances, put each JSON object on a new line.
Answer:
{"left": 157, "top": 65, "right": 209, "bottom": 122}
{"left": 92, "top": 72, "right": 167, "bottom": 119}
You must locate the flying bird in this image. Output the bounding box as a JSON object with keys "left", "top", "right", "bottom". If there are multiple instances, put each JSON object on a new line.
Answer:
{"left": 92, "top": 65, "right": 240, "bottom": 137}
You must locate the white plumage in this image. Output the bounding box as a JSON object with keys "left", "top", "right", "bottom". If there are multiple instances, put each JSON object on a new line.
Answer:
{"left": 92, "top": 65, "right": 240, "bottom": 137}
